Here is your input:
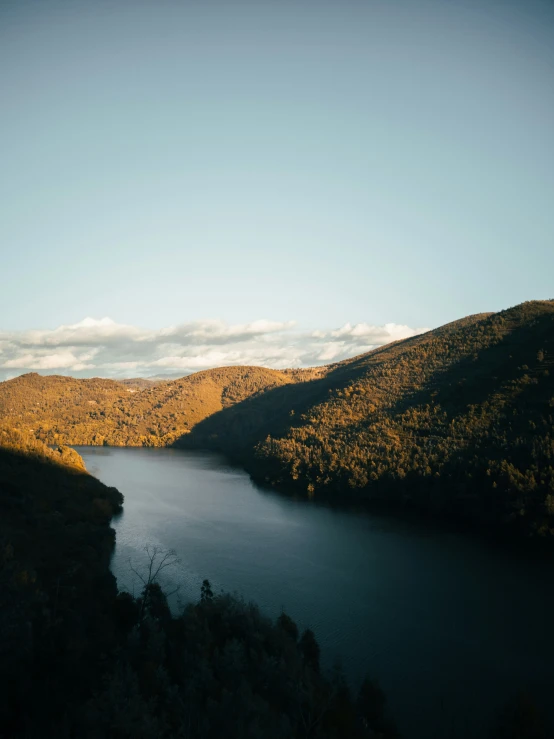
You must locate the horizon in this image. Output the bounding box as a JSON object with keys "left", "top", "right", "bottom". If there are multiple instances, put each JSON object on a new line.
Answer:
{"left": 0, "top": 312, "right": 430, "bottom": 381}
{"left": 2, "top": 0, "right": 553, "bottom": 376}
{"left": 1, "top": 298, "right": 552, "bottom": 381}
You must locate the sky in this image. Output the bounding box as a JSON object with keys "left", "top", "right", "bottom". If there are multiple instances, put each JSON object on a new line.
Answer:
{"left": 1, "top": 0, "right": 553, "bottom": 378}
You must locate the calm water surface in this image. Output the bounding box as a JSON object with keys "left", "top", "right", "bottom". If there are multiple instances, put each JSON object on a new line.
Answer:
{"left": 77, "top": 447, "right": 554, "bottom": 738}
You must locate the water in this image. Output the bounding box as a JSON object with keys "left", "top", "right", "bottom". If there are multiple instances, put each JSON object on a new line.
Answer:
{"left": 77, "top": 446, "right": 554, "bottom": 738}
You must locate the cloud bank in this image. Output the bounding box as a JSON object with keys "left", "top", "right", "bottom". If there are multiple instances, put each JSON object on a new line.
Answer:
{"left": 0, "top": 317, "right": 429, "bottom": 380}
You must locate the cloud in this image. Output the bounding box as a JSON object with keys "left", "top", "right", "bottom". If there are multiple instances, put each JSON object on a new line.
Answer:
{"left": 1, "top": 350, "right": 92, "bottom": 371}
{"left": 0, "top": 317, "right": 429, "bottom": 380}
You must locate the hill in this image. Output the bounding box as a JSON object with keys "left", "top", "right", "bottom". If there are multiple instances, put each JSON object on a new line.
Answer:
{"left": 0, "top": 366, "right": 294, "bottom": 447}
{"left": 183, "top": 301, "right": 554, "bottom": 538}
{"left": 2, "top": 300, "right": 553, "bottom": 537}
{"left": 0, "top": 428, "right": 123, "bottom": 734}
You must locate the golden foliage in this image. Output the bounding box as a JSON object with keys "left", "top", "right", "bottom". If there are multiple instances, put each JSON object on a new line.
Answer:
{"left": 0, "top": 366, "right": 293, "bottom": 447}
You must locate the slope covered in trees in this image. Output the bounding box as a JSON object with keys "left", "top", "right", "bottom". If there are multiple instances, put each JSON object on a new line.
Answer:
{"left": 0, "top": 366, "right": 294, "bottom": 447}
{"left": 2, "top": 300, "right": 553, "bottom": 538}
{"left": 183, "top": 301, "right": 554, "bottom": 538}
{"left": 0, "top": 428, "right": 123, "bottom": 735}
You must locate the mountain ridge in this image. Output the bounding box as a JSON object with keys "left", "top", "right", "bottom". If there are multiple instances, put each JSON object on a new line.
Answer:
{"left": 180, "top": 300, "right": 554, "bottom": 538}
{"left": 0, "top": 365, "right": 294, "bottom": 446}
{"left": 1, "top": 300, "right": 553, "bottom": 537}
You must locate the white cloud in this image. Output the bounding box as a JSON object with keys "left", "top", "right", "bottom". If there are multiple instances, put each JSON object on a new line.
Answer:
{"left": 2, "top": 351, "right": 85, "bottom": 370}
{"left": 327, "top": 322, "right": 423, "bottom": 342}
{"left": 0, "top": 317, "right": 429, "bottom": 380}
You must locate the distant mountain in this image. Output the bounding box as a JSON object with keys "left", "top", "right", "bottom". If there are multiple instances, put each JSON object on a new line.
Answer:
{"left": 118, "top": 377, "right": 160, "bottom": 390}
{"left": 1, "top": 300, "right": 553, "bottom": 537}
{"left": 0, "top": 366, "right": 294, "bottom": 446}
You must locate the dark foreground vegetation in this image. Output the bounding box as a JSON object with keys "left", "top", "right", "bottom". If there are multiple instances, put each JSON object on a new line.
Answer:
{"left": 0, "top": 432, "right": 399, "bottom": 738}
{"left": 1, "top": 431, "right": 552, "bottom": 737}
{"left": 0, "top": 429, "right": 123, "bottom": 736}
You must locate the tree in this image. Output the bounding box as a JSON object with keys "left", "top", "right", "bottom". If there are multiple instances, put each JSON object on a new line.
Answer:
{"left": 277, "top": 611, "right": 299, "bottom": 641}
{"left": 128, "top": 546, "right": 180, "bottom": 620}
{"left": 200, "top": 578, "right": 213, "bottom": 602}
{"left": 357, "top": 676, "right": 398, "bottom": 737}
{"left": 299, "top": 628, "right": 320, "bottom": 673}
{"left": 491, "top": 691, "right": 550, "bottom": 739}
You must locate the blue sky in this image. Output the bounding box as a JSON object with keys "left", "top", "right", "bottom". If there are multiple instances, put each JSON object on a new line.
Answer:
{"left": 0, "top": 0, "right": 553, "bottom": 376}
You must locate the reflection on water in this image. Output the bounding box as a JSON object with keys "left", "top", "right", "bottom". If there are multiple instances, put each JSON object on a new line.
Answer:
{"left": 77, "top": 446, "right": 554, "bottom": 739}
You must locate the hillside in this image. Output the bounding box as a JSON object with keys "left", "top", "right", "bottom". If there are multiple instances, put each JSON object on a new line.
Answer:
{"left": 179, "top": 311, "right": 495, "bottom": 453}
{"left": 2, "top": 300, "right": 553, "bottom": 537}
{"left": 183, "top": 301, "right": 554, "bottom": 538}
{"left": 0, "top": 365, "right": 294, "bottom": 447}
{"left": 0, "top": 428, "right": 123, "bottom": 734}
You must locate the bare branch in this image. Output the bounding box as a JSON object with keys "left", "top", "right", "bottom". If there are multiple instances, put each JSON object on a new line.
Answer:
{"left": 128, "top": 545, "right": 182, "bottom": 621}
{"left": 151, "top": 549, "right": 181, "bottom": 583}
{"left": 128, "top": 557, "right": 147, "bottom": 586}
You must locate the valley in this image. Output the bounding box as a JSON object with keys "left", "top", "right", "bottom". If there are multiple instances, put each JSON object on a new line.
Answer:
{"left": 2, "top": 299, "right": 553, "bottom": 539}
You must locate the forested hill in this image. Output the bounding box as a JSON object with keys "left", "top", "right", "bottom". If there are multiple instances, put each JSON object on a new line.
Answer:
{"left": 183, "top": 300, "right": 554, "bottom": 538}
{"left": 1, "top": 300, "right": 553, "bottom": 536}
{"left": 0, "top": 365, "right": 294, "bottom": 446}
{"left": 0, "top": 428, "right": 124, "bottom": 734}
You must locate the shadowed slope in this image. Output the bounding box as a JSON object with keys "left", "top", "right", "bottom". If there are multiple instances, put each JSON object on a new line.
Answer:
{"left": 0, "top": 428, "right": 123, "bottom": 735}
{"left": 178, "top": 311, "right": 494, "bottom": 453}
{"left": 182, "top": 301, "right": 554, "bottom": 537}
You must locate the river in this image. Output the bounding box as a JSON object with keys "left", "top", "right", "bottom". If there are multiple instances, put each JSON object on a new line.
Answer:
{"left": 77, "top": 446, "right": 554, "bottom": 738}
